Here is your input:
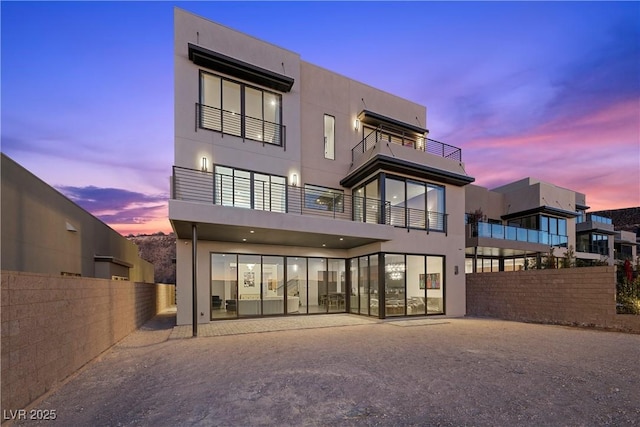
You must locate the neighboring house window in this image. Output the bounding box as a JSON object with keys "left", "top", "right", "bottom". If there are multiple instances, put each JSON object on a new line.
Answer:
{"left": 214, "top": 165, "right": 286, "bottom": 212}
{"left": 540, "top": 215, "right": 568, "bottom": 246}
{"left": 324, "top": 114, "right": 335, "bottom": 160}
{"left": 199, "top": 71, "right": 283, "bottom": 145}
{"left": 304, "top": 184, "right": 344, "bottom": 212}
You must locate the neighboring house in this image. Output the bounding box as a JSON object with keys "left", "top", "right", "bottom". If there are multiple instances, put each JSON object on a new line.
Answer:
{"left": 170, "top": 9, "right": 475, "bottom": 325}
{"left": 1, "top": 153, "right": 154, "bottom": 282}
{"left": 614, "top": 230, "right": 638, "bottom": 262}
{"left": 464, "top": 177, "right": 629, "bottom": 272}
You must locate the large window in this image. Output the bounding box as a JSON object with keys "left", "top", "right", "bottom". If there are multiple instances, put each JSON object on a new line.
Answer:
{"left": 385, "top": 254, "right": 406, "bottom": 317}
{"left": 214, "top": 166, "right": 286, "bottom": 212}
{"left": 355, "top": 174, "right": 445, "bottom": 231}
{"left": 324, "top": 114, "right": 335, "bottom": 160}
{"left": 200, "top": 71, "right": 282, "bottom": 145}
{"left": 304, "top": 184, "right": 344, "bottom": 213}
{"left": 354, "top": 179, "right": 380, "bottom": 224}
{"left": 212, "top": 252, "right": 446, "bottom": 320}
{"left": 540, "top": 215, "right": 568, "bottom": 246}
{"left": 211, "top": 254, "right": 346, "bottom": 319}
{"left": 508, "top": 214, "right": 567, "bottom": 247}
{"left": 287, "top": 257, "right": 307, "bottom": 314}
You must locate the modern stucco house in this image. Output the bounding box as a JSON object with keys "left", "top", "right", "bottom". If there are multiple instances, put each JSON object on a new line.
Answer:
{"left": 464, "top": 177, "right": 635, "bottom": 272}
{"left": 170, "top": 9, "right": 475, "bottom": 325}
{"left": 1, "top": 153, "right": 154, "bottom": 282}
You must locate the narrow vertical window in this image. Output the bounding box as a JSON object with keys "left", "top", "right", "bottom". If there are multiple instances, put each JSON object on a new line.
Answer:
{"left": 324, "top": 114, "right": 335, "bottom": 160}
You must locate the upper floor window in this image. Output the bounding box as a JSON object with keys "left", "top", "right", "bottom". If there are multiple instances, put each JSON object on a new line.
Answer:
{"left": 214, "top": 165, "right": 286, "bottom": 213}
{"left": 199, "top": 71, "right": 283, "bottom": 145}
{"left": 353, "top": 174, "right": 446, "bottom": 231}
{"left": 324, "top": 114, "right": 335, "bottom": 160}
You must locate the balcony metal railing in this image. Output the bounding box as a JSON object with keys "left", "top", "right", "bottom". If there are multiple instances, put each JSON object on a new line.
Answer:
{"left": 351, "top": 125, "right": 462, "bottom": 165}
{"left": 173, "top": 166, "right": 447, "bottom": 233}
{"left": 469, "top": 222, "right": 568, "bottom": 247}
{"left": 196, "top": 103, "right": 285, "bottom": 146}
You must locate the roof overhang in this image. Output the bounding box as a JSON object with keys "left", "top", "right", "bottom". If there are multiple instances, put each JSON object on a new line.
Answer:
{"left": 169, "top": 200, "right": 394, "bottom": 250}
{"left": 94, "top": 256, "right": 133, "bottom": 268}
{"left": 188, "top": 43, "right": 295, "bottom": 93}
{"left": 502, "top": 206, "right": 579, "bottom": 220}
{"left": 340, "top": 154, "right": 475, "bottom": 188}
{"left": 170, "top": 220, "right": 387, "bottom": 250}
{"left": 358, "top": 110, "right": 428, "bottom": 135}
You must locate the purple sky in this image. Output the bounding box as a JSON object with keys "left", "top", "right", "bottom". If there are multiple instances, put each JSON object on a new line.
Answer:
{"left": 2, "top": 2, "right": 639, "bottom": 235}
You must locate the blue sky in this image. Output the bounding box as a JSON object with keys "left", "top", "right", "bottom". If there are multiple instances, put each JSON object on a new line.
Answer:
{"left": 2, "top": 1, "right": 639, "bottom": 235}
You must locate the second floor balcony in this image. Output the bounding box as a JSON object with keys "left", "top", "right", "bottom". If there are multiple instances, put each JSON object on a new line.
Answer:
{"left": 576, "top": 243, "right": 610, "bottom": 256}
{"left": 467, "top": 222, "right": 569, "bottom": 247}
{"left": 576, "top": 213, "right": 615, "bottom": 235}
{"left": 351, "top": 125, "right": 462, "bottom": 166}
{"left": 172, "top": 166, "right": 447, "bottom": 234}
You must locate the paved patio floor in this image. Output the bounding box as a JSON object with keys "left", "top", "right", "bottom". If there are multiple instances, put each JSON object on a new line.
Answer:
{"left": 13, "top": 310, "right": 640, "bottom": 426}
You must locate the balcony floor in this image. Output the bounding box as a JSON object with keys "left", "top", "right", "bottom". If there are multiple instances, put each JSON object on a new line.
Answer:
{"left": 169, "top": 199, "right": 393, "bottom": 249}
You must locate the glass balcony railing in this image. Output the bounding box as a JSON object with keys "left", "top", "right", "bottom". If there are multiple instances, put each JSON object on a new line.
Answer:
{"left": 471, "top": 222, "right": 568, "bottom": 247}
{"left": 576, "top": 243, "right": 609, "bottom": 255}
{"left": 576, "top": 213, "right": 612, "bottom": 225}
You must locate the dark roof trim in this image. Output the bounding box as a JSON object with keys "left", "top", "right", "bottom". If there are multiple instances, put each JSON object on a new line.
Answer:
{"left": 358, "top": 110, "right": 428, "bottom": 135}
{"left": 340, "top": 154, "right": 474, "bottom": 188}
{"left": 188, "top": 43, "right": 295, "bottom": 93}
{"left": 502, "top": 206, "right": 579, "bottom": 221}
{"left": 576, "top": 203, "right": 590, "bottom": 210}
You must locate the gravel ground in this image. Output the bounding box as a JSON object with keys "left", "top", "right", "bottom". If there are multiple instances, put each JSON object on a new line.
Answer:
{"left": 13, "top": 311, "right": 640, "bottom": 427}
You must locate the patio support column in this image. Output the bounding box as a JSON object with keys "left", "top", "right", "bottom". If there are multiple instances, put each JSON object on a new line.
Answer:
{"left": 473, "top": 247, "right": 478, "bottom": 273}
{"left": 378, "top": 253, "right": 385, "bottom": 320}
{"left": 192, "top": 223, "right": 198, "bottom": 337}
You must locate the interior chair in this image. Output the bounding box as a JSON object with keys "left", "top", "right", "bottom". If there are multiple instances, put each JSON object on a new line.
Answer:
{"left": 211, "top": 295, "right": 222, "bottom": 309}
{"left": 226, "top": 299, "right": 237, "bottom": 312}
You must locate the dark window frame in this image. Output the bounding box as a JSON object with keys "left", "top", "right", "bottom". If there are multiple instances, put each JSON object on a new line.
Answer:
{"left": 199, "top": 70, "right": 283, "bottom": 145}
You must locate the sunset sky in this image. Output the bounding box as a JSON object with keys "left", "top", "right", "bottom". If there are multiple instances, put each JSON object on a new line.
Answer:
{"left": 2, "top": 2, "right": 639, "bottom": 236}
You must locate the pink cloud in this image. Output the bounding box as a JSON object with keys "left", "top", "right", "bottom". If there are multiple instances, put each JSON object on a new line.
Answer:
{"left": 464, "top": 98, "right": 639, "bottom": 210}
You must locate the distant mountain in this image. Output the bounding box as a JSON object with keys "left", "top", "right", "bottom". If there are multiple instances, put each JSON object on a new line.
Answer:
{"left": 127, "top": 232, "right": 176, "bottom": 284}
{"left": 591, "top": 207, "right": 640, "bottom": 236}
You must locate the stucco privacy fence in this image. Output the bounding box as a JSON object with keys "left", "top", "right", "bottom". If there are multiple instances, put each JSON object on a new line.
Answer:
{"left": 466, "top": 265, "right": 640, "bottom": 333}
{"left": 1, "top": 271, "right": 175, "bottom": 413}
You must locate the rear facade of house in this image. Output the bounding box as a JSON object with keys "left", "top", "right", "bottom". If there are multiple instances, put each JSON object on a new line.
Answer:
{"left": 170, "top": 9, "right": 474, "bottom": 325}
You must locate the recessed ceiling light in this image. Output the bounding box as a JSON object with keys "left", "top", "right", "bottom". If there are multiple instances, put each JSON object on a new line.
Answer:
{"left": 250, "top": 230, "right": 255, "bottom": 233}
{"left": 242, "top": 238, "right": 247, "bottom": 242}
{"left": 339, "top": 238, "right": 344, "bottom": 241}
{"left": 322, "top": 244, "right": 326, "bottom": 247}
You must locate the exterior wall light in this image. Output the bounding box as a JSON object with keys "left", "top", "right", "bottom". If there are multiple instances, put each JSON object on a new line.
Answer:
{"left": 354, "top": 119, "right": 361, "bottom": 131}
{"left": 201, "top": 157, "right": 208, "bottom": 172}
{"left": 291, "top": 173, "right": 298, "bottom": 187}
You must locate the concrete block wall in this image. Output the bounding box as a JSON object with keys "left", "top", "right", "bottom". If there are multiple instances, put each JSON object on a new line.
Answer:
{"left": 1, "top": 271, "right": 176, "bottom": 412}
{"left": 156, "top": 282, "right": 176, "bottom": 313}
{"left": 466, "top": 266, "right": 640, "bottom": 333}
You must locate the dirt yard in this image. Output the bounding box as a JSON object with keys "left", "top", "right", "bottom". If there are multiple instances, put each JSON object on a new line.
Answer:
{"left": 12, "top": 313, "right": 640, "bottom": 426}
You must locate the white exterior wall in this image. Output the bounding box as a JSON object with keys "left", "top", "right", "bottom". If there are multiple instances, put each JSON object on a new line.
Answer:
{"left": 173, "top": 8, "right": 470, "bottom": 324}
{"left": 299, "top": 62, "right": 427, "bottom": 189}
{"left": 174, "top": 8, "right": 302, "bottom": 181}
